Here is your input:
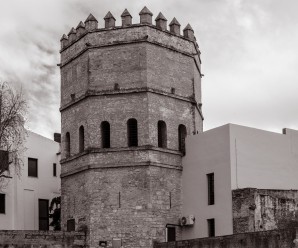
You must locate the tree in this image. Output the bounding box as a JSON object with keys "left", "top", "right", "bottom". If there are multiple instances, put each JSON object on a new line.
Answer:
{"left": 0, "top": 82, "right": 27, "bottom": 183}
{"left": 49, "top": 196, "right": 61, "bottom": 230}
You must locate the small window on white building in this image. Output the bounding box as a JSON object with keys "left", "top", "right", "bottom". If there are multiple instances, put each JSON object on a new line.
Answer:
{"left": 53, "top": 163, "right": 57, "bottom": 177}
{"left": 28, "top": 158, "right": 38, "bottom": 177}
{"left": 0, "top": 193, "right": 5, "bottom": 214}
{"left": 207, "top": 218, "right": 215, "bottom": 237}
{"left": 0, "top": 150, "right": 9, "bottom": 171}
{"left": 207, "top": 173, "right": 214, "bottom": 205}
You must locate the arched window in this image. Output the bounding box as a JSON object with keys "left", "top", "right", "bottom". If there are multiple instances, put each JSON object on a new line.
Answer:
{"left": 79, "top": 126, "right": 85, "bottom": 153}
{"left": 178, "top": 124, "right": 187, "bottom": 155}
{"left": 65, "top": 132, "right": 70, "bottom": 157}
{"left": 127, "top": 118, "right": 138, "bottom": 147}
{"left": 158, "top": 121, "right": 167, "bottom": 148}
{"left": 101, "top": 121, "right": 110, "bottom": 148}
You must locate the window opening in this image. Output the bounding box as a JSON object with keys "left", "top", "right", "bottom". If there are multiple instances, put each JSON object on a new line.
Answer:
{"left": 79, "top": 126, "right": 85, "bottom": 153}
{"left": 127, "top": 119, "right": 138, "bottom": 147}
{"left": 39, "top": 199, "right": 49, "bottom": 230}
{"left": 167, "top": 227, "right": 176, "bottom": 242}
{"left": 158, "top": 121, "right": 167, "bottom": 148}
{"left": 178, "top": 124, "right": 187, "bottom": 155}
{"left": 101, "top": 121, "right": 110, "bottom": 148}
{"left": 28, "top": 158, "right": 38, "bottom": 177}
{"left": 0, "top": 194, "right": 5, "bottom": 214}
{"left": 207, "top": 218, "right": 215, "bottom": 237}
{"left": 207, "top": 173, "right": 215, "bottom": 205}
{"left": 53, "top": 163, "right": 57, "bottom": 177}
{"left": 67, "top": 219, "right": 76, "bottom": 231}
{"left": 65, "top": 132, "right": 70, "bottom": 157}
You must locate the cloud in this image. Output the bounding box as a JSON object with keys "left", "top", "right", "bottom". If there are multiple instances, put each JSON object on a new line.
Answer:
{"left": 0, "top": 0, "right": 297, "bottom": 138}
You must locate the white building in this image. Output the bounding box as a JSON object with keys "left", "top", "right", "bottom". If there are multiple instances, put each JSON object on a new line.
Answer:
{"left": 0, "top": 131, "right": 61, "bottom": 230}
{"left": 181, "top": 124, "right": 298, "bottom": 240}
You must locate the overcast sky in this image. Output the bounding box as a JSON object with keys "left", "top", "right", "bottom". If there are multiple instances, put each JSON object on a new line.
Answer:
{"left": 0, "top": 0, "right": 298, "bottom": 139}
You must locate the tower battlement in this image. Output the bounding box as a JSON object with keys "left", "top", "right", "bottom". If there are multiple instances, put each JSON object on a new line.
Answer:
{"left": 60, "top": 7, "right": 201, "bottom": 66}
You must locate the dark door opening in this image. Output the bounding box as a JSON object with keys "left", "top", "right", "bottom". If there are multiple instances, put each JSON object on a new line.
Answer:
{"left": 167, "top": 227, "right": 176, "bottom": 242}
{"left": 39, "top": 199, "right": 49, "bottom": 230}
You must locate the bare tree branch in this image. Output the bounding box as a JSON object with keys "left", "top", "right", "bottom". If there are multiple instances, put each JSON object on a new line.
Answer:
{"left": 0, "top": 175, "right": 12, "bottom": 179}
{"left": 0, "top": 82, "right": 27, "bottom": 187}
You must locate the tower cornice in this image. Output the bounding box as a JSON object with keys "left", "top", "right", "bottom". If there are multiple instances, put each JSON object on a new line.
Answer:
{"left": 59, "top": 87, "right": 204, "bottom": 120}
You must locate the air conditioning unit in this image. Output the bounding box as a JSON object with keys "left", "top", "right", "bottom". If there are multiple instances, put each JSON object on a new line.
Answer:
{"left": 180, "top": 215, "right": 195, "bottom": 226}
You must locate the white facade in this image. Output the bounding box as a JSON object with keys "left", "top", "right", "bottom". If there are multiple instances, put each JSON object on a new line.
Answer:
{"left": 181, "top": 124, "right": 298, "bottom": 239}
{"left": 0, "top": 131, "right": 61, "bottom": 230}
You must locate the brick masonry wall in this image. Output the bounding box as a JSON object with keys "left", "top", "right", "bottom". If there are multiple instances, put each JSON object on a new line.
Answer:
{"left": 154, "top": 228, "right": 298, "bottom": 248}
{"left": 0, "top": 230, "right": 86, "bottom": 248}
{"left": 60, "top": 18, "right": 202, "bottom": 248}
{"left": 233, "top": 188, "right": 298, "bottom": 233}
{"left": 62, "top": 166, "right": 182, "bottom": 248}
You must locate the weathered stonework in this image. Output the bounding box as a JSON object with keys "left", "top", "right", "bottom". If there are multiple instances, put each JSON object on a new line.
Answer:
{"left": 0, "top": 230, "right": 86, "bottom": 247}
{"left": 233, "top": 188, "right": 298, "bottom": 234}
{"left": 154, "top": 228, "right": 298, "bottom": 248}
{"left": 60, "top": 8, "right": 202, "bottom": 248}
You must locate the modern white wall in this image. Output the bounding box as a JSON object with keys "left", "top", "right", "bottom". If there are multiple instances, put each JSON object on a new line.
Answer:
{"left": 229, "top": 124, "right": 298, "bottom": 190}
{"left": 181, "top": 123, "right": 298, "bottom": 240}
{"left": 182, "top": 125, "right": 233, "bottom": 239}
{"left": 0, "top": 131, "right": 61, "bottom": 230}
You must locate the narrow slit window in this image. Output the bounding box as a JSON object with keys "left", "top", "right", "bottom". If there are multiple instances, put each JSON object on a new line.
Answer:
{"left": 158, "top": 121, "right": 167, "bottom": 148}
{"left": 65, "top": 132, "right": 70, "bottom": 157}
{"left": 178, "top": 124, "right": 187, "bottom": 155}
{"left": 127, "top": 119, "right": 138, "bottom": 147}
{"left": 207, "top": 218, "right": 215, "bottom": 237}
{"left": 101, "top": 121, "right": 111, "bottom": 148}
{"left": 0, "top": 194, "right": 5, "bottom": 214}
{"left": 53, "top": 163, "right": 57, "bottom": 177}
{"left": 79, "top": 126, "right": 85, "bottom": 153}
{"left": 207, "top": 173, "right": 215, "bottom": 205}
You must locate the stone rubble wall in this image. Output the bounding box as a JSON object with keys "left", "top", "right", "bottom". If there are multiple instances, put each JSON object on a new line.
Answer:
{"left": 0, "top": 230, "right": 86, "bottom": 248}
{"left": 233, "top": 188, "right": 298, "bottom": 233}
{"left": 154, "top": 228, "right": 298, "bottom": 248}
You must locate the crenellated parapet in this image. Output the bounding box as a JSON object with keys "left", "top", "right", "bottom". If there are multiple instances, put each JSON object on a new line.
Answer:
{"left": 59, "top": 6, "right": 200, "bottom": 60}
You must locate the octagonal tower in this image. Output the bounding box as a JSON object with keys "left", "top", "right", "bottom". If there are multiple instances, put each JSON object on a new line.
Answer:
{"left": 59, "top": 7, "right": 203, "bottom": 248}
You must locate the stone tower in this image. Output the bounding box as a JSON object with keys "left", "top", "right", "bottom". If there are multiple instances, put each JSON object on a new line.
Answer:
{"left": 59, "top": 7, "right": 203, "bottom": 248}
